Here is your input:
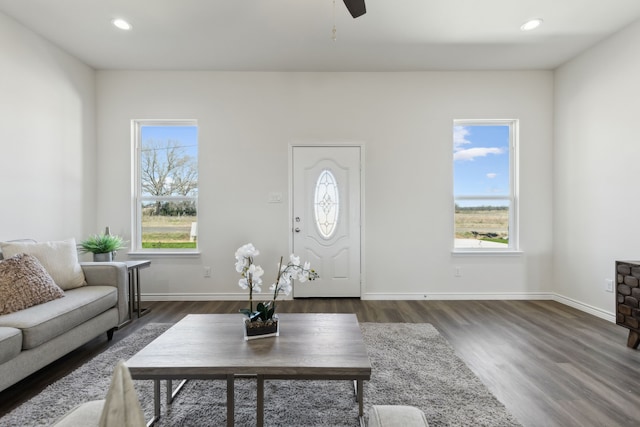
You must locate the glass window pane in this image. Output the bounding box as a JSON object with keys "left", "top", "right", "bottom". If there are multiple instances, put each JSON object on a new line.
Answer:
{"left": 314, "top": 169, "right": 339, "bottom": 239}
{"left": 134, "top": 120, "right": 198, "bottom": 252}
{"left": 140, "top": 125, "right": 198, "bottom": 198}
{"left": 141, "top": 200, "right": 197, "bottom": 249}
{"left": 454, "top": 200, "right": 509, "bottom": 248}
{"left": 454, "top": 125, "right": 510, "bottom": 197}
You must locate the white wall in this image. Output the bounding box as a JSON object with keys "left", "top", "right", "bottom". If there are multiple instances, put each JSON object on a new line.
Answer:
{"left": 96, "top": 70, "right": 554, "bottom": 301}
{"left": 554, "top": 19, "right": 640, "bottom": 317}
{"left": 0, "top": 12, "right": 96, "bottom": 242}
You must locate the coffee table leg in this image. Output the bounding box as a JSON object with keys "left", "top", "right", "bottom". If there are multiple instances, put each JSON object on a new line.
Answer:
{"left": 257, "top": 375, "right": 264, "bottom": 427}
{"left": 356, "top": 379, "right": 365, "bottom": 427}
{"left": 145, "top": 379, "right": 161, "bottom": 427}
{"left": 357, "top": 380, "right": 364, "bottom": 417}
{"left": 167, "top": 379, "right": 188, "bottom": 405}
{"left": 227, "top": 374, "right": 234, "bottom": 427}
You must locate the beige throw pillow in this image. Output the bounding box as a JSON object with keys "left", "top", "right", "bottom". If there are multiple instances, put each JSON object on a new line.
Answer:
{"left": 0, "top": 239, "right": 86, "bottom": 290}
{"left": 0, "top": 253, "right": 65, "bottom": 315}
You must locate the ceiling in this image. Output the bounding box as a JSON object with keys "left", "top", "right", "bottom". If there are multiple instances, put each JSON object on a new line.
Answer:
{"left": 2, "top": 0, "right": 640, "bottom": 71}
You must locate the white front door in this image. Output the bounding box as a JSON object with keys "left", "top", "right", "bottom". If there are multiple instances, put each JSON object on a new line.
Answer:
{"left": 291, "top": 146, "right": 361, "bottom": 298}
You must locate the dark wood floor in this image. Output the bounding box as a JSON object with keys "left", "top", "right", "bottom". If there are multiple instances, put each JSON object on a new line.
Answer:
{"left": 1, "top": 300, "right": 640, "bottom": 426}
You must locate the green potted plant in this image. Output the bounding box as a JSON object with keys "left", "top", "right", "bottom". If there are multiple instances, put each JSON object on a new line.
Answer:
{"left": 79, "top": 233, "right": 126, "bottom": 262}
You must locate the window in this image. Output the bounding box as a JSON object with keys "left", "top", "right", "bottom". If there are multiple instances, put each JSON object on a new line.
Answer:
{"left": 132, "top": 120, "right": 198, "bottom": 252}
{"left": 453, "top": 120, "right": 517, "bottom": 251}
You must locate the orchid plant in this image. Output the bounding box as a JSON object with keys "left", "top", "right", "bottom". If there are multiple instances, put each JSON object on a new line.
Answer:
{"left": 235, "top": 243, "right": 319, "bottom": 323}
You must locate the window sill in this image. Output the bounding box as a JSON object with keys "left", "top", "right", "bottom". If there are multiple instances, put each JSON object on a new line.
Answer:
{"left": 128, "top": 251, "right": 201, "bottom": 258}
{"left": 452, "top": 249, "right": 523, "bottom": 257}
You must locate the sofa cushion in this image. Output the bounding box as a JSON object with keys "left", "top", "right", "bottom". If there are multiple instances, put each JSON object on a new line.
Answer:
{"left": 0, "top": 327, "right": 22, "bottom": 364}
{"left": 0, "top": 285, "right": 117, "bottom": 350}
{"left": 0, "top": 239, "right": 86, "bottom": 290}
{"left": 368, "top": 405, "right": 429, "bottom": 427}
{"left": 52, "top": 400, "right": 105, "bottom": 427}
{"left": 0, "top": 253, "right": 65, "bottom": 315}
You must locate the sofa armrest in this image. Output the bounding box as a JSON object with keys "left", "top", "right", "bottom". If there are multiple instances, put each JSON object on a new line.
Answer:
{"left": 80, "top": 262, "right": 129, "bottom": 324}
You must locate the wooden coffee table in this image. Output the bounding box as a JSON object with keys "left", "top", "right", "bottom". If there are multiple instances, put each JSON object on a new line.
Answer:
{"left": 126, "top": 313, "right": 372, "bottom": 426}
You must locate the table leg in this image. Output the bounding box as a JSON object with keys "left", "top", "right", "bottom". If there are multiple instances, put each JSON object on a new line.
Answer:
{"left": 133, "top": 267, "right": 151, "bottom": 317}
{"left": 144, "top": 379, "right": 161, "bottom": 427}
{"left": 226, "top": 374, "right": 234, "bottom": 427}
{"left": 356, "top": 379, "right": 365, "bottom": 427}
{"left": 128, "top": 269, "right": 134, "bottom": 321}
{"left": 257, "top": 375, "right": 264, "bottom": 427}
{"left": 357, "top": 379, "right": 364, "bottom": 416}
{"left": 135, "top": 267, "right": 141, "bottom": 317}
{"left": 167, "top": 379, "right": 188, "bottom": 405}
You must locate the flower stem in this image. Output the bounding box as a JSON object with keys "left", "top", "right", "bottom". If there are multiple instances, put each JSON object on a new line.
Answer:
{"left": 248, "top": 256, "right": 253, "bottom": 313}
{"left": 272, "top": 256, "right": 283, "bottom": 313}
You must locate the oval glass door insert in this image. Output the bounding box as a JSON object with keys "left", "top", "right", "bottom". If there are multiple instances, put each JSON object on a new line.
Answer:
{"left": 314, "top": 169, "right": 339, "bottom": 239}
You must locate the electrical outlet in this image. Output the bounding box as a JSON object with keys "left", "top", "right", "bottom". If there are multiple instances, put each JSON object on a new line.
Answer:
{"left": 204, "top": 266, "right": 212, "bottom": 278}
{"left": 605, "top": 279, "right": 613, "bottom": 292}
{"left": 267, "top": 192, "right": 283, "bottom": 203}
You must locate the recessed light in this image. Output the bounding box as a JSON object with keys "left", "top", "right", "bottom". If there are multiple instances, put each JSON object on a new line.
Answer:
{"left": 520, "top": 18, "right": 543, "bottom": 32}
{"left": 112, "top": 18, "right": 132, "bottom": 31}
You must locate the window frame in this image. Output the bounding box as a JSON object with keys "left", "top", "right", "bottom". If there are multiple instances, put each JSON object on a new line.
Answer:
{"left": 131, "top": 119, "right": 199, "bottom": 255}
{"left": 452, "top": 119, "right": 520, "bottom": 254}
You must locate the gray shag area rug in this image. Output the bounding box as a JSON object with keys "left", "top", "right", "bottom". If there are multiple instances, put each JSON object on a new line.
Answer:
{"left": 0, "top": 322, "right": 521, "bottom": 426}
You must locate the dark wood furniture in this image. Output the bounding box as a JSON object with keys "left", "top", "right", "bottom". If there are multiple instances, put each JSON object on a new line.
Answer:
{"left": 125, "top": 313, "right": 371, "bottom": 427}
{"left": 615, "top": 260, "right": 640, "bottom": 348}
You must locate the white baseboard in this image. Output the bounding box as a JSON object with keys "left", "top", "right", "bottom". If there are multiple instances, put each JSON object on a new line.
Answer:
{"left": 551, "top": 293, "right": 615, "bottom": 323}
{"left": 361, "top": 292, "right": 555, "bottom": 301}
{"left": 142, "top": 293, "right": 249, "bottom": 301}
{"left": 141, "top": 291, "right": 616, "bottom": 323}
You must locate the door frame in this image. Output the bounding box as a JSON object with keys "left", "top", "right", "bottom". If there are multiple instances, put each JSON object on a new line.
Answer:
{"left": 288, "top": 143, "right": 366, "bottom": 299}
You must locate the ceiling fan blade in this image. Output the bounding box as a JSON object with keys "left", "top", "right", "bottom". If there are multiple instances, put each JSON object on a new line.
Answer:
{"left": 343, "top": 0, "right": 366, "bottom": 18}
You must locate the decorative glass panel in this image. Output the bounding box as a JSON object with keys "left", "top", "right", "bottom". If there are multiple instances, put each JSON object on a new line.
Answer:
{"left": 314, "top": 169, "right": 339, "bottom": 239}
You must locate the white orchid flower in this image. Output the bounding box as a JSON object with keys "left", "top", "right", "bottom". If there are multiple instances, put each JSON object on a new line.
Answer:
{"left": 236, "top": 243, "right": 318, "bottom": 322}
{"left": 269, "top": 281, "right": 292, "bottom": 297}
{"left": 280, "top": 282, "right": 292, "bottom": 296}
{"left": 280, "top": 273, "right": 291, "bottom": 284}
{"left": 235, "top": 243, "right": 259, "bottom": 260}
{"left": 249, "top": 264, "right": 264, "bottom": 281}
{"left": 235, "top": 258, "right": 247, "bottom": 273}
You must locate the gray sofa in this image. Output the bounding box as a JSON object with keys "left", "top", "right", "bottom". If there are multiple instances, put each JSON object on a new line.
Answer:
{"left": 0, "top": 262, "right": 128, "bottom": 393}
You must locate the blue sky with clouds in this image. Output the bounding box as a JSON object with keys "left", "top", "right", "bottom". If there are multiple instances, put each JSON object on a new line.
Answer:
{"left": 453, "top": 124, "right": 509, "bottom": 198}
